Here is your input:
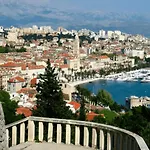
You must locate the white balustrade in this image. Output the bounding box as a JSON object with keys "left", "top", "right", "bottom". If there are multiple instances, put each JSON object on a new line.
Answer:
{"left": 6, "top": 129, "right": 9, "bottom": 148}
{"left": 48, "top": 123, "right": 53, "bottom": 142}
{"left": 107, "top": 131, "right": 111, "bottom": 150}
{"left": 39, "top": 122, "right": 44, "bottom": 142}
{"left": 100, "top": 129, "right": 104, "bottom": 150}
{"left": 5, "top": 117, "right": 148, "bottom": 150}
{"left": 28, "top": 120, "right": 35, "bottom": 142}
{"left": 57, "top": 124, "right": 62, "bottom": 144}
{"left": 66, "top": 124, "right": 71, "bottom": 144}
{"left": 20, "top": 123, "right": 25, "bottom": 143}
{"left": 92, "top": 128, "right": 97, "bottom": 148}
{"left": 75, "top": 126, "right": 80, "bottom": 145}
{"left": 83, "top": 126, "right": 89, "bottom": 147}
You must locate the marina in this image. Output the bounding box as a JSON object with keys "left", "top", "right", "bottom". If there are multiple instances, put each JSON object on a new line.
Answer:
{"left": 81, "top": 70, "right": 150, "bottom": 105}
{"left": 104, "top": 69, "right": 150, "bottom": 83}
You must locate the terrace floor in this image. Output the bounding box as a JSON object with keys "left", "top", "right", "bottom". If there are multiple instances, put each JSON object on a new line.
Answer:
{"left": 9, "top": 142, "right": 94, "bottom": 150}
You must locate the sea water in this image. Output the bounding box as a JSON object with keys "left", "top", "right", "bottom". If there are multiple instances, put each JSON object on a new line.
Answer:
{"left": 82, "top": 80, "right": 150, "bottom": 105}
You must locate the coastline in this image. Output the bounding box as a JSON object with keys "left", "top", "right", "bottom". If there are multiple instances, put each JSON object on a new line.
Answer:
{"left": 67, "top": 68, "right": 150, "bottom": 87}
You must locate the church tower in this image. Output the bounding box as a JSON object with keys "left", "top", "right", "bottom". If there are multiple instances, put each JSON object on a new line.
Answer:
{"left": 73, "top": 34, "right": 80, "bottom": 57}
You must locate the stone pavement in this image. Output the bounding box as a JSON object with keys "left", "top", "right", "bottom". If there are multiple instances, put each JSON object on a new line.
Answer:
{"left": 9, "top": 142, "right": 95, "bottom": 150}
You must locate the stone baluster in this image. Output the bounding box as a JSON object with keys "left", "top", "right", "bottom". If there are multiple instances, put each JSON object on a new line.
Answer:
{"left": 127, "top": 137, "right": 132, "bottom": 150}
{"left": 12, "top": 126, "right": 17, "bottom": 146}
{"left": 66, "top": 124, "right": 71, "bottom": 144}
{"left": 134, "top": 142, "right": 139, "bottom": 150}
{"left": 75, "top": 126, "right": 80, "bottom": 145}
{"left": 6, "top": 129, "right": 9, "bottom": 148}
{"left": 57, "top": 124, "right": 62, "bottom": 144}
{"left": 92, "top": 128, "right": 97, "bottom": 148}
{"left": 119, "top": 134, "right": 123, "bottom": 150}
{"left": 39, "top": 122, "right": 44, "bottom": 142}
{"left": 20, "top": 123, "right": 25, "bottom": 144}
{"left": 83, "top": 127, "right": 89, "bottom": 147}
{"left": 28, "top": 120, "right": 35, "bottom": 142}
{"left": 100, "top": 130, "right": 104, "bottom": 150}
{"left": 107, "top": 131, "right": 111, "bottom": 150}
{"left": 48, "top": 123, "right": 53, "bottom": 142}
{"left": 113, "top": 133, "right": 117, "bottom": 150}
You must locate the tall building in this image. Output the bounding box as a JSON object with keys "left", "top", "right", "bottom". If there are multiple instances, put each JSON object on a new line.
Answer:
{"left": 73, "top": 34, "right": 80, "bottom": 57}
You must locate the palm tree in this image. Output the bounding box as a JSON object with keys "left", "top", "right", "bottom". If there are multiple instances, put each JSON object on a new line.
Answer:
{"left": 80, "top": 66, "right": 83, "bottom": 73}
{"left": 58, "top": 67, "right": 62, "bottom": 77}
{"left": 61, "top": 70, "right": 65, "bottom": 77}
{"left": 92, "top": 70, "right": 96, "bottom": 78}
{"left": 68, "top": 68, "right": 71, "bottom": 75}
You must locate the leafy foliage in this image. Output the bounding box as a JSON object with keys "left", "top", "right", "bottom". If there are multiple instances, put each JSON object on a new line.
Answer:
{"left": 76, "top": 86, "right": 88, "bottom": 121}
{"left": 0, "top": 46, "right": 26, "bottom": 53}
{"left": 93, "top": 115, "right": 106, "bottom": 124}
{"left": 0, "top": 90, "right": 24, "bottom": 124}
{"left": 96, "top": 89, "right": 114, "bottom": 106}
{"left": 112, "top": 106, "right": 150, "bottom": 148}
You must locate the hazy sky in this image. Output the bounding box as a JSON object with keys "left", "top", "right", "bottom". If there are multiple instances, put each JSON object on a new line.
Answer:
{"left": 0, "top": 0, "right": 149, "bottom": 14}
{"left": 44, "top": 0, "right": 149, "bottom": 13}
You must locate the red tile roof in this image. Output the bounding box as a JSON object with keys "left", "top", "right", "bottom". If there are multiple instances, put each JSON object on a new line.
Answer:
{"left": 99, "top": 55, "right": 109, "bottom": 59}
{"left": 86, "top": 112, "right": 99, "bottom": 121}
{"left": 17, "top": 88, "right": 36, "bottom": 95}
{"left": 8, "top": 76, "right": 25, "bottom": 83}
{"left": 16, "top": 107, "right": 32, "bottom": 117}
{"left": 1, "top": 62, "right": 17, "bottom": 67}
{"left": 30, "top": 78, "right": 37, "bottom": 87}
{"left": 68, "top": 101, "right": 80, "bottom": 110}
{"left": 59, "top": 64, "right": 69, "bottom": 69}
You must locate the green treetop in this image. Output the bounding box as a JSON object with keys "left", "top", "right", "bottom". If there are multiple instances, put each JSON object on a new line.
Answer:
{"left": 33, "top": 59, "right": 73, "bottom": 119}
{"left": 96, "top": 89, "right": 114, "bottom": 106}
{"left": 0, "top": 90, "right": 23, "bottom": 124}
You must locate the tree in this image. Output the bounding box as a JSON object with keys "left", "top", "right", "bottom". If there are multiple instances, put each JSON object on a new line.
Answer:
{"left": 76, "top": 86, "right": 88, "bottom": 121}
{"left": 96, "top": 89, "right": 114, "bottom": 106}
{"left": 16, "top": 47, "right": 26, "bottom": 52}
{"left": 111, "top": 106, "right": 150, "bottom": 147}
{"left": 32, "top": 59, "right": 73, "bottom": 119}
{"left": 0, "top": 90, "right": 24, "bottom": 124}
{"left": 93, "top": 115, "right": 106, "bottom": 124}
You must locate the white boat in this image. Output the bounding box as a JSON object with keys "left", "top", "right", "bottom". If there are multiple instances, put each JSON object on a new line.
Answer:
{"left": 126, "top": 77, "right": 138, "bottom": 82}
{"left": 141, "top": 77, "right": 150, "bottom": 83}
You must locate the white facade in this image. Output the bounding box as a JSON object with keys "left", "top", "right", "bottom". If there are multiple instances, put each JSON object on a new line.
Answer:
{"left": 107, "top": 31, "right": 114, "bottom": 38}
{"left": 99, "top": 30, "right": 106, "bottom": 38}
{"left": 114, "top": 30, "right": 121, "bottom": 35}
{"left": 124, "top": 49, "right": 144, "bottom": 59}
{"left": 7, "top": 32, "right": 18, "bottom": 43}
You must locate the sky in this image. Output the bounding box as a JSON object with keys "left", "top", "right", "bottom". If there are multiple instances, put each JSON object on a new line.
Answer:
{"left": 0, "top": 0, "right": 149, "bottom": 14}
{"left": 41, "top": 0, "right": 150, "bottom": 14}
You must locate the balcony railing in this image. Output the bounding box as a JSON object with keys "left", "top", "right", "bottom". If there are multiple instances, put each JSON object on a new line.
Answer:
{"left": 6, "top": 116, "right": 149, "bottom": 150}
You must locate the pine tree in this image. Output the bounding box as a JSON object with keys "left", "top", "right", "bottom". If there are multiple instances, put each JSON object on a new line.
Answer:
{"left": 76, "top": 86, "right": 87, "bottom": 121}
{"left": 33, "top": 59, "right": 73, "bottom": 119}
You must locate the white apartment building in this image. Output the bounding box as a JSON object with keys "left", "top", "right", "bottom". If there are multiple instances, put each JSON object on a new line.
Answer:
{"left": 99, "top": 30, "right": 106, "bottom": 38}
{"left": 7, "top": 32, "right": 18, "bottom": 43}
{"left": 114, "top": 30, "right": 121, "bottom": 35}
{"left": 67, "top": 58, "right": 80, "bottom": 71}
{"left": 124, "top": 48, "right": 144, "bottom": 59}
{"left": 127, "top": 96, "right": 150, "bottom": 109}
{"left": 107, "top": 31, "right": 114, "bottom": 38}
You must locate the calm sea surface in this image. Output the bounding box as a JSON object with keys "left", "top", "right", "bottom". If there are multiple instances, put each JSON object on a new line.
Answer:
{"left": 82, "top": 80, "right": 150, "bottom": 105}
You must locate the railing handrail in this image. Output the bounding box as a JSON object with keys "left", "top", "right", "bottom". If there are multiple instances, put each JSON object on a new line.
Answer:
{"left": 6, "top": 117, "right": 29, "bottom": 128}
{"left": 6, "top": 116, "right": 149, "bottom": 150}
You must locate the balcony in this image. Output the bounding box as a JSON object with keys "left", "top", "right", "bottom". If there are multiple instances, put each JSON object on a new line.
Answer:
{"left": 5, "top": 116, "right": 149, "bottom": 150}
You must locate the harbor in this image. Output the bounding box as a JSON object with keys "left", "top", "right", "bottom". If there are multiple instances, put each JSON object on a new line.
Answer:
{"left": 104, "top": 69, "right": 150, "bottom": 82}
{"left": 81, "top": 73, "right": 150, "bottom": 105}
